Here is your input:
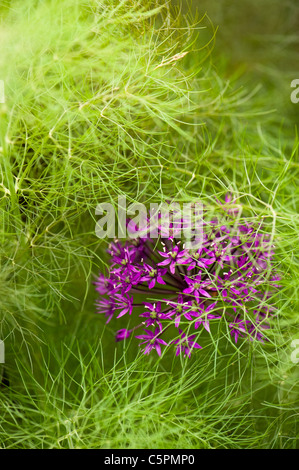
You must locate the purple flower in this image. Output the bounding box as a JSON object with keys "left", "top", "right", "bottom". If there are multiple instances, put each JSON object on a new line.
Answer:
{"left": 183, "top": 273, "right": 211, "bottom": 302}
{"left": 95, "top": 193, "right": 280, "bottom": 357}
{"left": 166, "top": 295, "right": 193, "bottom": 327}
{"left": 190, "top": 302, "right": 221, "bottom": 333}
{"left": 94, "top": 273, "right": 112, "bottom": 295}
{"left": 139, "top": 302, "right": 171, "bottom": 326}
{"left": 95, "top": 297, "right": 116, "bottom": 324}
{"left": 229, "top": 314, "right": 268, "bottom": 344}
{"left": 203, "top": 242, "right": 234, "bottom": 269}
{"left": 229, "top": 315, "right": 253, "bottom": 343}
{"left": 217, "top": 193, "right": 241, "bottom": 217}
{"left": 111, "top": 269, "right": 142, "bottom": 294}
{"left": 270, "top": 274, "right": 282, "bottom": 288}
{"left": 115, "top": 329, "right": 131, "bottom": 342}
{"left": 182, "top": 246, "right": 211, "bottom": 270}
{"left": 140, "top": 264, "right": 167, "bottom": 289}
{"left": 111, "top": 246, "right": 137, "bottom": 269}
{"left": 136, "top": 325, "right": 168, "bottom": 356}
{"left": 114, "top": 294, "right": 133, "bottom": 318}
{"left": 157, "top": 244, "right": 187, "bottom": 274}
{"left": 172, "top": 329, "right": 202, "bottom": 358}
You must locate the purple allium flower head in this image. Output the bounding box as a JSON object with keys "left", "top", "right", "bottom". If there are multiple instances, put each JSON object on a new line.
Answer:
{"left": 95, "top": 194, "right": 281, "bottom": 356}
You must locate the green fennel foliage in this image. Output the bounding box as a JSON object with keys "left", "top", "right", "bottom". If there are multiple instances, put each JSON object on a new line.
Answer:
{"left": 0, "top": 0, "right": 298, "bottom": 449}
